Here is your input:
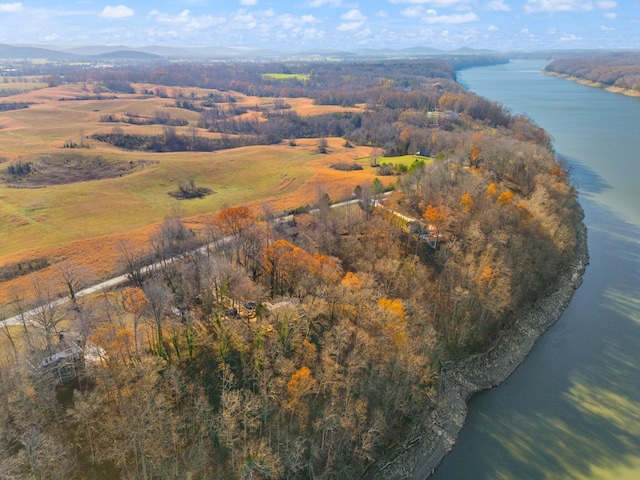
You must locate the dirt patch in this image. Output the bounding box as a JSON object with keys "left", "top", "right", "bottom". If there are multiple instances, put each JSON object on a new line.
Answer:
{"left": 1, "top": 153, "right": 156, "bottom": 187}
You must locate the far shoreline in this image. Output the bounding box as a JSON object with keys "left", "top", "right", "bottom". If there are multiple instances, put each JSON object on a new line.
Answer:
{"left": 543, "top": 70, "right": 640, "bottom": 98}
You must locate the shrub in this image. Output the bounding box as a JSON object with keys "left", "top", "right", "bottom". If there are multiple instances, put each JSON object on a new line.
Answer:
{"left": 7, "top": 160, "right": 33, "bottom": 178}
{"left": 330, "top": 162, "right": 363, "bottom": 171}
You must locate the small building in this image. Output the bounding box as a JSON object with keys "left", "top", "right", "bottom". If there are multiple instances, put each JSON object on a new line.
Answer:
{"left": 29, "top": 341, "right": 85, "bottom": 384}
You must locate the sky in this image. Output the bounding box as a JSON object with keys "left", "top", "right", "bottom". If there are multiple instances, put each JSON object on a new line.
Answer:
{"left": 0, "top": 0, "right": 639, "bottom": 51}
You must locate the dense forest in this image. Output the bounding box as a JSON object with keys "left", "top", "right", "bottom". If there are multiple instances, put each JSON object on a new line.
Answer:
{"left": 545, "top": 51, "right": 640, "bottom": 92}
{"left": 0, "top": 57, "right": 582, "bottom": 479}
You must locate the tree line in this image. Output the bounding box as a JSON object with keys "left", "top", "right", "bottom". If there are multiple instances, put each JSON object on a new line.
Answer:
{"left": 545, "top": 51, "right": 640, "bottom": 92}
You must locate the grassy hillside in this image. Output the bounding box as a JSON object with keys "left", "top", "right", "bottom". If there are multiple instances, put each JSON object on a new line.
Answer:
{"left": 0, "top": 83, "right": 383, "bottom": 304}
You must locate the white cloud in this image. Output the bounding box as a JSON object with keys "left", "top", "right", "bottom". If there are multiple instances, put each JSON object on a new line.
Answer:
{"left": 401, "top": 6, "right": 424, "bottom": 17}
{"left": 425, "top": 12, "right": 478, "bottom": 24}
{"left": 232, "top": 11, "right": 257, "bottom": 29}
{"left": 560, "top": 33, "right": 581, "bottom": 41}
{"left": 604, "top": 12, "right": 616, "bottom": 19}
{"left": 302, "top": 27, "right": 325, "bottom": 40}
{"left": 337, "top": 8, "right": 367, "bottom": 31}
{"left": 488, "top": 24, "right": 498, "bottom": 31}
{"left": 308, "top": 0, "right": 343, "bottom": 6}
{"left": 520, "top": 28, "right": 536, "bottom": 39}
{"left": 600, "top": 25, "right": 614, "bottom": 30}
{"left": 278, "top": 13, "right": 316, "bottom": 29}
{"left": 100, "top": 5, "right": 134, "bottom": 19}
{"left": 240, "top": 0, "right": 258, "bottom": 5}
{"left": 0, "top": 2, "right": 22, "bottom": 13}
{"left": 525, "top": 0, "right": 615, "bottom": 13}
{"left": 342, "top": 8, "right": 366, "bottom": 21}
{"left": 389, "top": 0, "right": 469, "bottom": 6}
{"left": 149, "top": 9, "right": 190, "bottom": 23}
{"left": 485, "top": 0, "right": 510, "bottom": 11}
{"left": 337, "top": 22, "right": 363, "bottom": 31}
{"left": 401, "top": 5, "right": 478, "bottom": 24}
{"left": 376, "top": 10, "right": 389, "bottom": 17}
{"left": 43, "top": 33, "right": 59, "bottom": 41}
{"left": 148, "top": 9, "right": 226, "bottom": 30}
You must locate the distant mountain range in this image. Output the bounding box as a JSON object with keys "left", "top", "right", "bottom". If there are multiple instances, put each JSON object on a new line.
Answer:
{"left": 0, "top": 43, "right": 500, "bottom": 61}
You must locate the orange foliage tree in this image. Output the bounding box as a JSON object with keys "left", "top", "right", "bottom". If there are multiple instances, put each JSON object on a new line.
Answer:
{"left": 470, "top": 132, "right": 484, "bottom": 164}
{"left": 90, "top": 323, "right": 134, "bottom": 366}
{"left": 121, "top": 286, "right": 147, "bottom": 357}
{"left": 498, "top": 190, "right": 514, "bottom": 205}
{"left": 460, "top": 192, "right": 474, "bottom": 213}
{"left": 287, "top": 366, "right": 317, "bottom": 426}
{"left": 264, "top": 239, "right": 341, "bottom": 296}
{"left": 215, "top": 205, "right": 253, "bottom": 238}
{"left": 422, "top": 205, "right": 448, "bottom": 247}
{"left": 378, "top": 298, "right": 407, "bottom": 349}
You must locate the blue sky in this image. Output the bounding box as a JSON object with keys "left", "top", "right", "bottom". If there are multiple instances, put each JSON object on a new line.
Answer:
{"left": 0, "top": 1, "right": 638, "bottom": 50}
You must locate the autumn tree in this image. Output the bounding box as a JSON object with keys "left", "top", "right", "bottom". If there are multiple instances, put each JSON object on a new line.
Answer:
{"left": 286, "top": 366, "right": 317, "bottom": 424}
{"left": 422, "top": 204, "right": 448, "bottom": 247}
{"left": 121, "top": 286, "right": 148, "bottom": 358}
{"left": 460, "top": 192, "right": 474, "bottom": 213}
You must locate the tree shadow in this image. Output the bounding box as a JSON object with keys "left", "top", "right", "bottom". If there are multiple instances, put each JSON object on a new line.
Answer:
{"left": 559, "top": 154, "right": 610, "bottom": 198}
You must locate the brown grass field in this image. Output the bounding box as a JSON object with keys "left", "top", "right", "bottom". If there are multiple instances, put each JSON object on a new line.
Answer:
{"left": 0, "top": 82, "right": 388, "bottom": 308}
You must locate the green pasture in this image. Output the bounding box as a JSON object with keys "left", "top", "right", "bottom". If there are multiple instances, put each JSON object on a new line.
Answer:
{"left": 262, "top": 73, "right": 310, "bottom": 82}
{"left": 0, "top": 145, "right": 316, "bottom": 256}
{"left": 381, "top": 154, "right": 432, "bottom": 166}
{"left": 364, "top": 154, "right": 432, "bottom": 170}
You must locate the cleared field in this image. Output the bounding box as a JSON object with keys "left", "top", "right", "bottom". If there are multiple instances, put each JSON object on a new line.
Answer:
{"left": 262, "top": 73, "right": 310, "bottom": 82}
{"left": 0, "top": 75, "right": 48, "bottom": 95}
{"left": 0, "top": 83, "right": 383, "bottom": 307}
{"left": 379, "top": 154, "right": 432, "bottom": 166}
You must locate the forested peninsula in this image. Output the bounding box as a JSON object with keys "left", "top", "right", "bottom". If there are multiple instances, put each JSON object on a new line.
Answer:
{"left": 544, "top": 51, "right": 640, "bottom": 97}
{"left": 0, "top": 56, "right": 586, "bottom": 479}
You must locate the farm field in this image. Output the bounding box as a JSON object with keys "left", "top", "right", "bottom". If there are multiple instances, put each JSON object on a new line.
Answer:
{"left": 0, "top": 82, "right": 382, "bottom": 307}
{"left": 0, "top": 75, "right": 48, "bottom": 95}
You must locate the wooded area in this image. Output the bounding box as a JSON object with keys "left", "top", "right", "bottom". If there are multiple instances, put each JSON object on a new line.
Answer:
{"left": 545, "top": 51, "right": 640, "bottom": 92}
{"left": 0, "top": 56, "right": 582, "bottom": 479}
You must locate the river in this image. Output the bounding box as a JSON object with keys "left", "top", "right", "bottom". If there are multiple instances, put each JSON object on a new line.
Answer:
{"left": 430, "top": 60, "right": 640, "bottom": 479}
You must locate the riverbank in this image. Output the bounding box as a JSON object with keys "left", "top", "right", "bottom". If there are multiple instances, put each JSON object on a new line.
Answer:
{"left": 373, "top": 207, "right": 589, "bottom": 479}
{"left": 543, "top": 70, "right": 640, "bottom": 98}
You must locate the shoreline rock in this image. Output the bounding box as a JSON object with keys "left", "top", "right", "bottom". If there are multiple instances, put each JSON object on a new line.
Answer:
{"left": 373, "top": 208, "right": 589, "bottom": 479}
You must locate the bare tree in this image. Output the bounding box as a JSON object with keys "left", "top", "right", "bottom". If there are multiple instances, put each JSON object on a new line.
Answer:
{"left": 0, "top": 304, "right": 20, "bottom": 365}
{"left": 143, "top": 281, "right": 172, "bottom": 359}
{"left": 118, "top": 239, "right": 148, "bottom": 288}
{"left": 317, "top": 137, "right": 328, "bottom": 154}
{"left": 29, "top": 279, "right": 67, "bottom": 352}
{"left": 57, "top": 262, "right": 94, "bottom": 304}
{"left": 370, "top": 147, "right": 384, "bottom": 167}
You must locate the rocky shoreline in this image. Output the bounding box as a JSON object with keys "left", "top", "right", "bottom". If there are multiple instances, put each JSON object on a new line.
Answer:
{"left": 373, "top": 211, "right": 589, "bottom": 479}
